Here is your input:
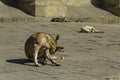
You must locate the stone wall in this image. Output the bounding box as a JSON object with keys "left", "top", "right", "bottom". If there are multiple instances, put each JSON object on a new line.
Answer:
{"left": 17, "top": 0, "right": 91, "bottom": 17}
{"left": 17, "top": 0, "right": 67, "bottom": 17}
{"left": 91, "top": 0, "right": 120, "bottom": 16}
{"left": 16, "top": 0, "right": 120, "bottom": 17}
{"left": 34, "top": 0, "right": 67, "bottom": 17}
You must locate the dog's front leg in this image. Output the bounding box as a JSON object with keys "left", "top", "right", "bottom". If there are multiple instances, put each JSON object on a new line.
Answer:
{"left": 39, "top": 55, "right": 47, "bottom": 65}
{"left": 45, "top": 49, "right": 60, "bottom": 66}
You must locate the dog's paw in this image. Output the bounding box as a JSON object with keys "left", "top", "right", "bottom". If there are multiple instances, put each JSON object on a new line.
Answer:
{"left": 35, "top": 64, "right": 39, "bottom": 67}
{"left": 41, "top": 61, "right": 47, "bottom": 65}
{"left": 55, "top": 63, "right": 61, "bottom": 66}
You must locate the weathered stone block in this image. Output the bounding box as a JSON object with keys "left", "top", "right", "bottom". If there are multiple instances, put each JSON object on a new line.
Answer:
{"left": 17, "top": 0, "right": 67, "bottom": 17}
{"left": 35, "top": 4, "right": 67, "bottom": 17}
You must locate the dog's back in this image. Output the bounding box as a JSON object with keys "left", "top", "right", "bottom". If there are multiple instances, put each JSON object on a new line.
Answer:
{"left": 25, "top": 35, "right": 35, "bottom": 59}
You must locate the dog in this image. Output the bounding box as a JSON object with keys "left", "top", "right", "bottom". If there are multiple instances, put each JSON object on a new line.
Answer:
{"left": 79, "top": 26, "right": 104, "bottom": 33}
{"left": 24, "top": 32, "right": 64, "bottom": 67}
{"left": 51, "top": 17, "right": 69, "bottom": 22}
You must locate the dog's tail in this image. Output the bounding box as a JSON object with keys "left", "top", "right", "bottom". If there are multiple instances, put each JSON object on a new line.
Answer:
{"left": 94, "top": 30, "right": 104, "bottom": 33}
{"left": 51, "top": 55, "right": 64, "bottom": 60}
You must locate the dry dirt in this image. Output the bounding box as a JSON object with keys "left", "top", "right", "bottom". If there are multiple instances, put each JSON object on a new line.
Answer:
{"left": 0, "top": 22, "right": 120, "bottom": 80}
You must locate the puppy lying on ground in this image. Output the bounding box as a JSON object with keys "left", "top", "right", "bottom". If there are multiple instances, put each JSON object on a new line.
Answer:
{"left": 79, "top": 26, "right": 104, "bottom": 33}
{"left": 51, "top": 17, "right": 69, "bottom": 22}
{"left": 25, "top": 32, "right": 64, "bottom": 67}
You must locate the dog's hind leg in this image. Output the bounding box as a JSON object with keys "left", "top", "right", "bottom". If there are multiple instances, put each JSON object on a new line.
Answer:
{"left": 34, "top": 44, "right": 41, "bottom": 67}
{"left": 45, "top": 49, "right": 60, "bottom": 66}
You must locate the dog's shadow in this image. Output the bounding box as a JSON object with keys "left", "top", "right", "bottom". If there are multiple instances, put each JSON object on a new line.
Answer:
{"left": 6, "top": 59, "right": 35, "bottom": 66}
{"left": 6, "top": 59, "right": 55, "bottom": 67}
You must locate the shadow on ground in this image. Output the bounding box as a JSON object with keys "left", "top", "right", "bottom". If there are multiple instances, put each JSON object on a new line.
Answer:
{"left": 6, "top": 59, "right": 55, "bottom": 67}
{"left": 6, "top": 59, "right": 35, "bottom": 67}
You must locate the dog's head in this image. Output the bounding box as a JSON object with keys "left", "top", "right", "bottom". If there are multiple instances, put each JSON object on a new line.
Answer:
{"left": 55, "top": 34, "right": 64, "bottom": 52}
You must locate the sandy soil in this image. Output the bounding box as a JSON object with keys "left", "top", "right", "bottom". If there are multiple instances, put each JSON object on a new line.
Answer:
{"left": 0, "top": 22, "right": 120, "bottom": 80}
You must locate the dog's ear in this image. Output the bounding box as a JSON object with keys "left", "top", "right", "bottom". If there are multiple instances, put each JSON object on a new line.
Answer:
{"left": 56, "top": 34, "right": 60, "bottom": 41}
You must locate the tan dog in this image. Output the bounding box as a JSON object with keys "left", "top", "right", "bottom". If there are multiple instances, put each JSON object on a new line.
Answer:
{"left": 25, "top": 32, "right": 64, "bottom": 66}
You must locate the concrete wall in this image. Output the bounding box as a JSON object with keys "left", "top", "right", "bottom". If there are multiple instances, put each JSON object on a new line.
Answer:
{"left": 34, "top": 0, "right": 67, "bottom": 17}
{"left": 17, "top": 0, "right": 67, "bottom": 17}
{"left": 17, "top": 0, "right": 92, "bottom": 17}
{"left": 17, "top": 0, "right": 120, "bottom": 17}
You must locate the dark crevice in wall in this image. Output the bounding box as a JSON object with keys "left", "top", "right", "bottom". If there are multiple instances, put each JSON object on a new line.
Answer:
{"left": 91, "top": 0, "right": 120, "bottom": 16}
{"left": 1, "top": 0, "right": 19, "bottom": 8}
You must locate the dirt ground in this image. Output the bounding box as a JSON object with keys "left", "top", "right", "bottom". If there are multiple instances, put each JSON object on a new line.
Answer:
{"left": 0, "top": 22, "right": 120, "bottom": 80}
